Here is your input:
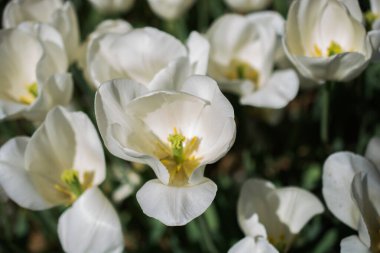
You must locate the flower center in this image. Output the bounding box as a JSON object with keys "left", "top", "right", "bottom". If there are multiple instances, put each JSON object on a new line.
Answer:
{"left": 225, "top": 59, "right": 260, "bottom": 90}
{"left": 313, "top": 41, "right": 344, "bottom": 57}
{"left": 19, "top": 82, "right": 38, "bottom": 105}
{"left": 157, "top": 128, "right": 202, "bottom": 186}
{"left": 54, "top": 169, "right": 94, "bottom": 204}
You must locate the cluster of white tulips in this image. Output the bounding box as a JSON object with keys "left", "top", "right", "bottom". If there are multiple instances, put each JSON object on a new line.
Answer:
{"left": 1, "top": 0, "right": 380, "bottom": 252}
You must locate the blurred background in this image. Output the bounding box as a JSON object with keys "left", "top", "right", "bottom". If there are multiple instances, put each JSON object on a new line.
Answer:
{"left": 1, "top": 0, "right": 380, "bottom": 252}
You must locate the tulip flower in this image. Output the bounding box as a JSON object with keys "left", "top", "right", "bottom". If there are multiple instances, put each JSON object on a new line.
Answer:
{"left": 88, "top": 0, "right": 135, "bottom": 14}
{"left": 3, "top": 0, "right": 80, "bottom": 63}
{"left": 235, "top": 178, "right": 324, "bottom": 252}
{"left": 95, "top": 75, "right": 236, "bottom": 226}
{"left": 87, "top": 27, "right": 209, "bottom": 89}
{"left": 206, "top": 13, "right": 299, "bottom": 108}
{"left": 323, "top": 137, "right": 380, "bottom": 253}
{"left": 0, "top": 25, "right": 72, "bottom": 122}
{"left": 224, "top": 0, "right": 272, "bottom": 13}
{"left": 78, "top": 19, "right": 132, "bottom": 89}
{"left": 229, "top": 237, "right": 279, "bottom": 253}
{"left": 283, "top": 0, "right": 380, "bottom": 83}
{"left": 366, "top": 0, "right": 380, "bottom": 30}
{"left": 0, "top": 107, "right": 123, "bottom": 253}
{"left": 147, "top": 0, "right": 195, "bottom": 21}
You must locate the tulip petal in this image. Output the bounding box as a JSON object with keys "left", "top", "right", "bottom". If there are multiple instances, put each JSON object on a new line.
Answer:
{"left": 58, "top": 187, "right": 124, "bottom": 253}
{"left": 240, "top": 69, "right": 299, "bottom": 109}
{"left": 186, "top": 31, "right": 210, "bottom": 75}
{"left": 340, "top": 236, "right": 370, "bottom": 253}
{"left": 322, "top": 152, "right": 376, "bottom": 229}
{"left": 340, "top": 0, "right": 364, "bottom": 23}
{"left": 0, "top": 137, "right": 51, "bottom": 210}
{"left": 351, "top": 172, "right": 380, "bottom": 249}
{"left": 274, "top": 187, "right": 324, "bottom": 234}
{"left": 364, "top": 137, "right": 380, "bottom": 169}
{"left": 136, "top": 178, "right": 217, "bottom": 226}
{"left": 228, "top": 237, "right": 279, "bottom": 253}
{"left": 246, "top": 11, "right": 285, "bottom": 36}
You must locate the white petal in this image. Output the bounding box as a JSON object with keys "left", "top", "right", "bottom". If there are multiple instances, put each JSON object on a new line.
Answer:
{"left": 368, "top": 30, "right": 380, "bottom": 61}
{"left": 57, "top": 107, "right": 106, "bottom": 185}
{"left": 339, "top": 0, "right": 364, "bottom": 23}
{"left": 322, "top": 152, "right": 376, "bottom": 229}
{"left": 58, "top": 187, "right": 124, "bottom": 253}
{"left": 238, "top": 178, "right": 276, "bottom": 239}
{"left": 228, "top": 237, "right": 278, "bottom": 253}
{"left": 341, "top": 236, "right": 370, "bottom": 253}
{"left": 24, "top": 73, "right": 73, "bottom": 122}
{"left": 186, "top": 31, "right": 210, "bottom": 75}
{"left": 224, "top": 0, "right": 272, "bottom": 12}
{"left": 365, "top": 137, "right": 380, "bottom": 169}
{"left": 246, "top": 11, "right": 285, "bottom": 36}
{"left": 88, "top": 0, "right": 135, "bottom": 14}
{"left": 274, "top": 187, "right": 324, "bottom": 234}
{"left": 0, "top": 137, "right": 51, "bottom": 210}
{"left": 371, "top": 0, "right": 380, "bottom": 13}
{"left": 147, "top": 0, "right": 195, "bottom": 20}
{"left": 351, "top": 172, "right": 380, "bottom": 249}
{"left": 136, "top": 178, "right": 217, "bottom": 226}
{"left": 240, "top": 69, "right": 299, "bottom": 109}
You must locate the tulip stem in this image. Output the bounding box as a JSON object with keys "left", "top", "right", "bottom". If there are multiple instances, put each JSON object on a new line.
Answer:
{"left": 321, "top": 82, "right": 333, "bottom": 144}
{"left": 198, "top": 215, "right": 218, "bottom": 253}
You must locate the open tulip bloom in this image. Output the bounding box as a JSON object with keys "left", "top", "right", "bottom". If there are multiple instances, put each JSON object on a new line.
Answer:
{"left": 323, "top": 137, "right": 380, "bottom": 253}
{"left": 283, "top": 0, "right": 380, "bottom": 83}
{"left": 87, "top": 27, "right": 209, "bottom": 89}
{"left": 3, "top": 0, "right": 80, "bottom": 63}
{"left": 95, "top": 75, "right": 236, "bottom": 226}
{"left": 0, "top": 107, "right": 123, "bottom": 253}
{"left": 233, "top": 178, "right": 324, "bottom": 252}
{"left": 0, "top": 25, "right": 72, "bottom": 122}
{"left": 206, "top": 13, "right": 299, "bottom": 109}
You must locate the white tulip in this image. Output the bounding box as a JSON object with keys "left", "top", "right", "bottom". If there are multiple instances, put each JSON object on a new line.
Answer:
{"left": 79, "top": 19, "right": 133, "bottom": 89}
{"left": 228, "top": 237, "right": 279, "bottom": 253}
{"left": 95, "top": 75, "right": 236, "bottom": 226}
{"left": 323, "top": 137, "right": 380, "bottom": 253}
{"left": 87, "top": 27, "right": 209, "bottom": 89}
{"left": 147, "top": 0, "right": 195, "bottom": 21}
{"left": 0, "top": 107, "right": 123, "bottom": 253}
{"left": 237, "top": 178, "right": 324, "bottom": 252}
{"left": 3, "top": 0, "right": 80, "bottom": 63}
{"left": 0, "top": 25, "right": 72, "bottom": 122}
{"left": 367, "top": 0, "right": 380, "bottom": 30}
{"left": 224, "top": 0, "right": 272, "bottom": 13}
{"left": 283, "top": 0, "right": 380, "bottom": 83}
{"left": 88, "top": 0, "right": 135, "bottom": 14}
{"left": 206, "top": 13, "right": 299, "bottom": 109}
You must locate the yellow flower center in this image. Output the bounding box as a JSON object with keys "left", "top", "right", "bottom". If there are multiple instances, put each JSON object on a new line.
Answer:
{"left": 55, "top": 169, "right": 94, "bottom": 204}
{"left": 313, "top": 41, "right": 344, "bottom": 57}
{"left": 365, "top": 11, "right": 380, "bottom": 26}
{"left": 19, "top": 82, "right": 38, "bottom": 105}
{"left": 225, "top": 59, "right": 260, "bottom": 90}
{"left": 157, "top": 128, "right": 202, "bottom": 186}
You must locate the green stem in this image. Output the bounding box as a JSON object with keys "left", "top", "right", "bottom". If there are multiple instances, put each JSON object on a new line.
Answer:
{"left": 321, "top": 82, "right": 333, "bottom": 144}
{"left": 198, "top": 215, "right": 218, "bottom": 253}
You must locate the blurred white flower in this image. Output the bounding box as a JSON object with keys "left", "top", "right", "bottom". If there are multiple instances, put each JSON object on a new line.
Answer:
{"left": 0, "top": 24, "right": 72, "bottom": 122}
{"left": 147, "top": 0, "right": 195, "bottom": 21}
{"left": 87, "top": 27, "right": 209, "bottom": 89}
{"left": 323, "top": 137, "right": 380, "bottom": 253}
{"left": 228, "top": 237, "right": 279, "bottom": 253}
{"left": 237, "top": 178, "right": 324, "bottom": 252}
{"left": 3, "top": 0, "right": 80, "bottom": 63}
{"left": 224, "top": 0, "right": 272, "bottom": 13}
{"left": 206, "top": 13, "right": 299, "bottom": 109}
{"left": 367, "top": 0, "right": 380, "bottom": 30}
{"left": 78, "top": 19, "right": 133, "bottom": 89}
{"left": 0, "top": 107, "right": 123, "bottom": 253}
{"left": 283, "top": 0, "right": 380, "bottom": 83}
{"left": 95, "top": 75, "right": 236, "bottom": 226}
{"left": 88, "top": 0, "right": 135, "bottom": 14}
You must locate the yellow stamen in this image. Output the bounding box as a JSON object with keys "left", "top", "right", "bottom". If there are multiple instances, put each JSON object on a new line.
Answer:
{"left": 327, "top": 41, "right": 343, "bottom": 56}
{"left": 313, "top": 45, "right": 323, "bottom": 57}
{"left": 158, "top": 128, "right": 202, "bottom": 186}
{"left": 19, "top": 82, "right": 38, "bottom": 105}
{"left": 365, "top": 11, "right": 380, "bottom": 26}
{"left": 225, "top": 59, "right": 260, "bottom": 90}
{"left": 55, "top": 169, "right": 94, "bottom": 205}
